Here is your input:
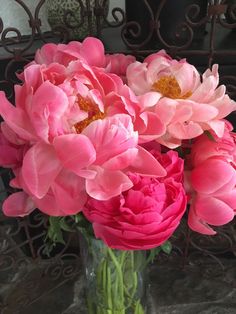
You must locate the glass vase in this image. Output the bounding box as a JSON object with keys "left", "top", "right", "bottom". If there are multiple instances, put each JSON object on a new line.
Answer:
{"left": 79, "top": 234, "right": 148, "bottom": 314}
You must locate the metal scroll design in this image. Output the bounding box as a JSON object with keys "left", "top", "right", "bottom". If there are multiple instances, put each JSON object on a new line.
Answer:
{"left": 0, "top": 1, "right": 234, "bottom": 65}
{"left": 121, "top": 0, "right": 210, "bottom": 51}
{"left": 0, "top": 207, "right": 81, "bottom": 313}
{"left": 0, "top": 171, "right": 80, "bottom": 312}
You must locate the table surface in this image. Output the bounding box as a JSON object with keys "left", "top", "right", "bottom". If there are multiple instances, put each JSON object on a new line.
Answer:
{"left": 1, "top": 255, "right": 236, "bottom": 314}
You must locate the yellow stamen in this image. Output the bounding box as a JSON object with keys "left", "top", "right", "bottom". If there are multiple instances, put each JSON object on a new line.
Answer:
{"left": 74, "top": 98, "right": 105, "bottom": 133}
{"left": 152, "top": 76, "right": 192, "bottom": 99}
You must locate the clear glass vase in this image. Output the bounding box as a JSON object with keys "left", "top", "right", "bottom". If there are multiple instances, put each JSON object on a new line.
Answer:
{"left": 79, "top": 234, "right": 148, "bottom": 314}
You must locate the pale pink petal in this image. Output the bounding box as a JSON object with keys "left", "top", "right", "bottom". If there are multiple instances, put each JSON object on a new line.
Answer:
{"left": 204, "top": 120, "right": 225, "bottom": 137}
{"left": 171, "top": 102, "right": 192, "bottom": 123}
{"left": 168, "top": 121, "right": 203, "bottom": 139}
{"left": 127, "top": 62, "right": 151, "bottom": 95}
{"left": 157, "top": 134, "right": 182, "bottom": 149}
{"left": 83, "top": 114, "right": 138, "bottom": 166}
{"left": 190, "top": 76, "right": 218, "bottom": 102}
{"left": 147, "top": 57, "right": 172, "bottom": 83}
{"left": 22, "top": 142, "right": 62, "bottom": 198}
{"left": 128, "top": 146, "right": 166, "bottom": 177}
{"left": 2, "top": 192, "right": 35, "bottom": 217}
{"left": 187, "top": 102, "right": 218, "bottom": 122}
{"left": 86, "top": 167, "right": 133, "bottom": 200}
{"left": 174, "top": 62, "right": 199, "bottom": 95}
{"left": 138, "top": 92, "right": 162, "bottom": 109}
{"left": 155, "top": 98, "right": 177, "bottom": 125}
{"left": 212, "top": 96, "right": 236, "bottom": 119}
{"left": 53, "top": 134, "right": 96, "bottom": 175}
{"left": 202, "top": 64, "right": 219, "bottom": 88}
{"left": 144, "top": 50, "right": 172, "bottom": 64}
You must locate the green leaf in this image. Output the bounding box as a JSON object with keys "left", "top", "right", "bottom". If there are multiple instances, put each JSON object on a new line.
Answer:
{"left": 60, "top": 218, "right": 74, "bottom": 232}
{"left": 161, "top": 241, "right": 172, "bottom": 254}
{"left": 47, "top": 217, "right": 65, "bottom": 245}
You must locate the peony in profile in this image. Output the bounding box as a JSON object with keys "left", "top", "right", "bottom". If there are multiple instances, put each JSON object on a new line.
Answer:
{"left": 186, "top": 122, "right": 236, "bottom": 235}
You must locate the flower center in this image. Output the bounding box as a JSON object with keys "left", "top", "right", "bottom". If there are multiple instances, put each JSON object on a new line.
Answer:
{"left": 74, "top": 98, "right": 105, "bottom": 133}
{"left": 152, "top": 76, "right": 192, "bottom": 99}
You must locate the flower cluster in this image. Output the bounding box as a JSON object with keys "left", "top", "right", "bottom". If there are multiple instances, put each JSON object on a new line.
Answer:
{"left": 0, "top": 37, "right": 235, "bottom": 250}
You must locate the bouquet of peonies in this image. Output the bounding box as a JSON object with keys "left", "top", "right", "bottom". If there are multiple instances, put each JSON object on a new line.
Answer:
{"left": 0, "top": 37, "right": 236, "bottom": 313}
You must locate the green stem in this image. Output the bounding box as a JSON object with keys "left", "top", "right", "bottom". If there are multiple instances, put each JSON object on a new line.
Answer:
{"left": 107, "top": 248, "right": 125, "bottom": 308}
{"left": 103, "top": 260, "right": 107, "bottom": 304}
{"left": 106, "top": 265, "right": 113, "bottom": 310}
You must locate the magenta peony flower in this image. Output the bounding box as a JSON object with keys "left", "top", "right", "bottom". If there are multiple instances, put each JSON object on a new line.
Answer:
{"left": 127, "top": 51, "right": 236, "bottom": 148}
{"left": 83, "top": 151, "right": 187, "bottom": 250}
{"left": 186, "top": 122, "right": 236, "bottom": 235}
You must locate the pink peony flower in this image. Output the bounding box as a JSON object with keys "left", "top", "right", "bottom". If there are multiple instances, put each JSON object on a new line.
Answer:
{"left": 83, "top": 150, "right": 187, "bottom": 250}
{"left": 127, "top": 51, "right": 236, "bottom": 148}
{"left": 186, "top": 122, "right": 236, "bottom": 235}
{"left": 33, "top": 37, "right": 135, "bottom": 80}
{"left": 34, "top": 37, "right": 106, "bottom": 68}
{"left": 0, "top": 53, "right": 166, "bottom": 217}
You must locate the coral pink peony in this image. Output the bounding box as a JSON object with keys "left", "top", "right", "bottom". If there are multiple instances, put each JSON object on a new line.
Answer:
{"left": 33, "top": 37, "right": 135, "bottom": 80}
{"left": 83, "top": 150, "right": 187, "bottom": 250}
{"left": 0, "top": 51, "right": 166, "bottom": 217}
{"left": 127, "top": 51, "right": 236, "bottom": 148}
{"left": 186, "top": 122, "right": 236, "bottom": 235}
{"left": 34, "top": 37, "right": 106, "bottom": 67}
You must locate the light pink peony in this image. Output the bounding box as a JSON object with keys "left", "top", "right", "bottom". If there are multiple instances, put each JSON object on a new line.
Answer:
{"left": 186, "top": 122, "right": 236, "bottom": 235}
{"left": 83, "top": 150, "right": 187, "bottom": 250}
{"left": 0, "top": 53, "right": 166, "bottom": 217}
{"left": 127, "top": 51, "right": 236, "bottom": 148}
